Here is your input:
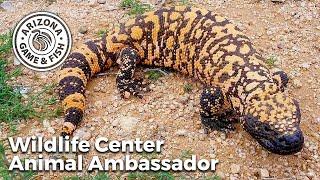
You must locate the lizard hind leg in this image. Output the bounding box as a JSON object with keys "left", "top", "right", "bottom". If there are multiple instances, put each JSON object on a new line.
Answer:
{"left": 200, "top": 86, "right": 236, "bottom": 133}
{"left": 116, "top": 47, "right": 149, "bottom": 99}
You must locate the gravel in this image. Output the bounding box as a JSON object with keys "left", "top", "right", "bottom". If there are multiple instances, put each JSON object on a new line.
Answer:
{"left": 293, "top": 79, "right": 302, "bottom": 88}
{"left": 78, "top": 25, "right": 88, "bottom": 34}
{"left": 97, "top": 0, "right": 106, "bottom": 4}
{"left": 175, "top": 129, "right": 188, "bottom": 136}
{"left": 260, "top": 168, "right": 270, "bottom": 178}
{"left": 0, "top": 1, "right": 14, "bottom": 11}
{"left": 74, "top": 128, "right": 92, "bottom": 140}
{"left": 230, "top": 164, "right": 241, "bottom": 174}
{"left": 116, "top": 116, "right": 140, "bottom": 132}
{"left": 271, "top": 0, "right": 286, "bottom": 3}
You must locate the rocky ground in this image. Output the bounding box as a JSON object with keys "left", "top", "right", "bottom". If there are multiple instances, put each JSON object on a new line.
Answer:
{"left": 0, "top": 0, "right": 320, "bottom": 179}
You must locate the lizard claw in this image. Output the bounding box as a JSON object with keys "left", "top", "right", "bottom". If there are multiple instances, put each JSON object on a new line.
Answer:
{"left": 119, "top": 78, "right": 150, "bottom": 99}
{"left": 201, "top": 116, "right": 236, "bottom": 133}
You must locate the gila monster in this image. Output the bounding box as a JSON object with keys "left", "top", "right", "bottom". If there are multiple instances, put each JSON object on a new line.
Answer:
{"left": 57, "top": 6, "right": 304, "bottom": 155}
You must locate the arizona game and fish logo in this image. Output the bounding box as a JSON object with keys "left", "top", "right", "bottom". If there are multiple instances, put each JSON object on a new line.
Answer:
{"left": 13, "top": 11, "right": 72, "bottom": 71}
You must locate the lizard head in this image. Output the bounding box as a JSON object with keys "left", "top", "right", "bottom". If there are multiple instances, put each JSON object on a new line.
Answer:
{"left": 243, "top": 92, "right": 304, "bottom": 155}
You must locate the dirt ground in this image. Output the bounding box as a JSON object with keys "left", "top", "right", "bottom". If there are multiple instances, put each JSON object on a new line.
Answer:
{"left": 0, "top": 0, "right": 320, "bottom": 179}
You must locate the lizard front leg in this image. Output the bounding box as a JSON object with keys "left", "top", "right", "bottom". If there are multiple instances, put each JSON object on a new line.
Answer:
{"left": 200, "top": 86, "right": 236, "bottom": 133}
{"left": 116, "top": 47, "right": 147, "bottom": 99}
{"left": 271, "top": 68, "right": 289, "bottom": 92}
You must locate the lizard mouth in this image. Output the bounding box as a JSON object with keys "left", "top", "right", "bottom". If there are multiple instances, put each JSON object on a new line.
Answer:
{"left": 243, "top": 115, "right": 304, "bottom": 155}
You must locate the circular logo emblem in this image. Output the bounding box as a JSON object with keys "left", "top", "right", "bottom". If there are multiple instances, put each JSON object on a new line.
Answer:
{"left": 13, "top": 11, "right": 72, "bottom": 71}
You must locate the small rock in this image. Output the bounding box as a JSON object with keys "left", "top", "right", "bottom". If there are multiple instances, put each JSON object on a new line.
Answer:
{"left": 149, "top": 84, "right": 156, "bottom": 89}
{"left": 78, "top": 26, "right": 88, "bottom": 34}
{"left": 48, "top": 127, "right": 55, "bottom": 134}
{"left": 293, "top": 79, "right": 302, "bottom": 88}
{"left": 300, "top": 63, "right": 310, "bottom": 69}
{"left": 102, "top": 116, "right": 109, "bottom": 123}
{"left": 271, "top": 0, "right": 285, "bottom": 3}
{"left": 0, "top": 1, "right": 15, "bottom": 11}
{"left": 13, "top": 56, "right": 21, "bottom": 65}
{"left": 307, "top": 171, "right": 315, "bottom": 178}
{"left": 97, "top": 0, "right": 106, "bottom": 4}
{"left": 15, "top": 86, "right": 30, "bottom": 95}
{"left": 199, "top": 134, "right": 206, "bottom": 141}
{"left": 169, "top": 104, "right": 176, "bottom": 110}
{"left": 40, "top": 74, "right": 48, "bottom": 79}
{"left": 175, "top": 129, "right": 188, "bottom": 136}
{"left": 117, "top": 116, "right": 139, "bottom": 132}
{"left": 43, "top": 120, "right": 51, "bottom": 128}
{"left": 93, "top": 86, "right": 100, "bottom": 92}
{"left": 105, "top": 5, "right": 118, "bottom": 11}
{"left": 179, "top": 94, "right": 190, "bottom": 104}
{"left": 111, "top": 119, "right": 119, "bottom": 127}
{"left": 94, "top": 101, "right": 103, "bottom": 108}
{"left": 88, "top": 0, "right": 96, "bottom": 5}
{"left": 230, "top": 164, "right": 240, "bottom": 174}
{"left": 74, "top": 129, "right": 92, "bottom": 140}
{"left": 316, "top": 117, "right": 320, "bottom": 123}
{"left": 259, "top": 168, "right": 269, "bottom": 178}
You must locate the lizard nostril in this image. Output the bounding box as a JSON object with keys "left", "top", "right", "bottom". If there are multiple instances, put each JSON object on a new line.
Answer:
{"left": 278, "top": 130, "right": 304, "bottom": 146}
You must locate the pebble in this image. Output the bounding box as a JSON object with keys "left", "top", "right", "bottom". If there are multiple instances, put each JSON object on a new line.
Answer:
{"left": 78, "top": 26, "right": 88, "bottom": 34}
{"left": 260, "top": 168, "right": 269, "bottom": 178}
{"left": 105, "top": 5, "right": 118, "bottom": 11}
{"left": 93, "top": 86, "right": 100, "bottom": 92}
{"left": 74, "top": 128, "right": 92, "bottom": 140}
{"left": 15, "top": 86, "right": 30, "bottom": 95}
{"left": 43, "top": 120, "right": 51, "bottom": 128}
{"left": 117, "top": 116, "right": 139, "bottom": 132}
{"left": 229, "top": 175, "right": 238, "bottom": 180}
{"left": 293, "top": 79, "right": 302, "bottom": 88}
{"left": 198, "top": 134, "right": 206, "bottom": 141}
{"left": 175, "top": 129, "right": 188, "bottom": 136}
{"left": 271, "top": 0, "right": 285, "bottom": 3}
{"left": 149, "top": 84, "right": 156, "bottom": 89}
{"left": 111, "top": 119, "right": 119, "bottom": 127}
{"left": 300, "top": 63, "right": 310, "bottom": 69}
{"left": 47, "top": 127, "right": 55, "bottom": 134}
{"left": 169, "top": 104, "right": 176, "bottom": 110}
{"left": 0, "top": 1, "right": 14, "bottom": 11}
{"left": 307, "top": 171, "right": 315, "bottom": 178}
{"left": 316, "top": 117, "right": 320, "bottom": 123}
{"left": 88, "top": 0, "right": 96, "bottom": 5}
{"left": 13, "top": 56, "right": 21, "bottom": 66}
{"left": 97, "top": 0, "right": 106, "bottom": 4}
{"left": 230, "top": 164, "right": 241, "bottom": 174}
{"left": 94, "top": 101, "right": 103, "bottom": 108}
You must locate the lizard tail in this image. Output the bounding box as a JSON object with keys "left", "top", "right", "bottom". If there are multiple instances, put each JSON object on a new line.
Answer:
{"left": 57, "top": 35, "right": 113, "bottom": 136}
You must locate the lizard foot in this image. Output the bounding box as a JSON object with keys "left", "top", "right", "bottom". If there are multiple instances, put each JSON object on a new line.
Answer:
{"left": 201, "top": 116, "right": 236, "bottom": 133}
{"left": 119, "top": 78, "right": 150, "bottom": 99}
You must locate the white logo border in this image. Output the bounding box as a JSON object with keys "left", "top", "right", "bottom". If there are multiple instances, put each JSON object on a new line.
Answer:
{"left": 12, "top": 11, "right": 72, "bottom": 72}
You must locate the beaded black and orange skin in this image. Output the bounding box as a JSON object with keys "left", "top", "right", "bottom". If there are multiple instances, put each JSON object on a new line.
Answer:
{"left": 57, "top": 6, "right": 304, "bottom": 155}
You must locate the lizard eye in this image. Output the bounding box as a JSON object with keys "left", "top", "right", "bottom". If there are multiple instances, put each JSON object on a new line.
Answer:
{"left": 261, "top": 124, "right": 272, "bottom": 132}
